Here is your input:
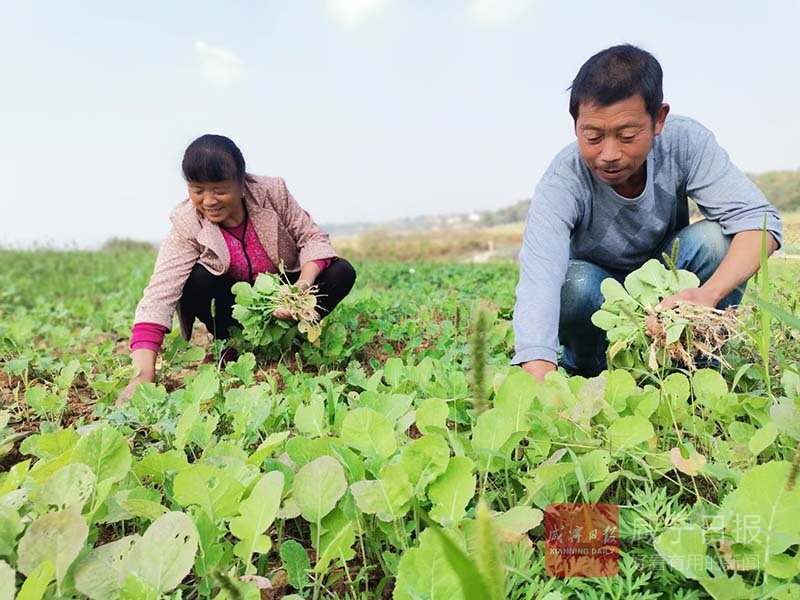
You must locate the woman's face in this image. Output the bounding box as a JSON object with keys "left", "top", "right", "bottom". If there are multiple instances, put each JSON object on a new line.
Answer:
{"left": 188, "top": 179, "right": 245, "bottom": 227}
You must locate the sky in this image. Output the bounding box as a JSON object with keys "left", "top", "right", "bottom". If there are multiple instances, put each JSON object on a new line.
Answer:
{"left": 1, "top": 0, "right": 798, "bottom": 247}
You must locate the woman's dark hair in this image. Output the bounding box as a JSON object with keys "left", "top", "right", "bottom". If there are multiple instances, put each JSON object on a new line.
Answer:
{"left": 568, "top": 44, "right": 664, "bottom": 123}
{"left": 182, "top": 134, "right": 246, "bottom": 184}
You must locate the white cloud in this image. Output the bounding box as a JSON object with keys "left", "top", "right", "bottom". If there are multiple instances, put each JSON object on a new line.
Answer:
{"left": 467, "top": 0, "right": 535, "bottom": 26}
{"left": 326, "top": 0, "right": 387, "bottom": 27}
{"left": 194, "top": 41, "right": 245, "bottom": 86}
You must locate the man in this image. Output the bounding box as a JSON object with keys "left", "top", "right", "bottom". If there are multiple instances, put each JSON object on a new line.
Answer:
{"left": 512, "top": 44, "right": 782, "bottom": 381}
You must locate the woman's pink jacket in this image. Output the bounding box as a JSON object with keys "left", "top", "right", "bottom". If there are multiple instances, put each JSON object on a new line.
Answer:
{"left": 133, "top": 174, "right": 336, "bottom": 340}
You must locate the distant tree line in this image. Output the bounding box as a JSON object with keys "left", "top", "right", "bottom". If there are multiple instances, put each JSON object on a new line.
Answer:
{"left": 747, "top": 170, "right": 800, "bottom": 213}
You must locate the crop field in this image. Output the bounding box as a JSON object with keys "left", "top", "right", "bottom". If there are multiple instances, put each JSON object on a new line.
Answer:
{"left": 1, "top": 250, "right": 799, "bottom": 599}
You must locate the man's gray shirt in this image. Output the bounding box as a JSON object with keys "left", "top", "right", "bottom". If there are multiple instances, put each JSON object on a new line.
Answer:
{"left": 512, "top": 115, "right": 783, "bottom": 366}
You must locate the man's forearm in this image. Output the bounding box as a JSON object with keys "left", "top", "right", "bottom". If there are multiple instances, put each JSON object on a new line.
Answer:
{"left": 701, "top": 230, "right": 778, "bottom": 304}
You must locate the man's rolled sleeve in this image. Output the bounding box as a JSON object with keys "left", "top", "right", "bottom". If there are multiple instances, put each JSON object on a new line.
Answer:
{"left": 687, "top": 128, "right": 782, "bottom": 247}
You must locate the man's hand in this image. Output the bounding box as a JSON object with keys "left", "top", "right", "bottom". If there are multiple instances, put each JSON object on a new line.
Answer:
{"left": 521, "top": 359, "right": 557, "bottom": 382}
{"left": 656, "top": 286, "right": 721, "bottom": 312}
{"left": 273, "top": 308, "right": 293, "bottom": 320}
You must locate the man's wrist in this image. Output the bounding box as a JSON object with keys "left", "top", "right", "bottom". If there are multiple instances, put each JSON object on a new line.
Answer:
{"left": 521, "top": 359, "right": 557, "bottom": 382}
{"left": 699, "top": 282, "right": 726, "bottom": 307}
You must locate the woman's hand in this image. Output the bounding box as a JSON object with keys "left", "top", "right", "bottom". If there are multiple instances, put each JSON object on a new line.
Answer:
{"left": 115, "top": 375, "right": 153, "bottom": 406}
{"left": 115, "top": 349, "right": 157, "bottom": 406}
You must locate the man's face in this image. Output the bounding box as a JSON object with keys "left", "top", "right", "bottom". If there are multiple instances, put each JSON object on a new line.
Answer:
{"left": 575, "top": 95, "right": 669, "bottom": 197}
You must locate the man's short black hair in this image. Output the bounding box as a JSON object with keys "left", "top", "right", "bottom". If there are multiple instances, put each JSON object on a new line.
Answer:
{"left": 569, "top": 44, "right": 664, "bottom": 123}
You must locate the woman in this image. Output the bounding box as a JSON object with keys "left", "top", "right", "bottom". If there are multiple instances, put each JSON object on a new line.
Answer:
{"left": 118, "top": 134, "right": 356, "bottom": 402}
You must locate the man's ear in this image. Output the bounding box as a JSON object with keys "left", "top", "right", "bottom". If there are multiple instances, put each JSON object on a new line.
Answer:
{"left": 654, "top": 103, "right": 670, "bottom": 135}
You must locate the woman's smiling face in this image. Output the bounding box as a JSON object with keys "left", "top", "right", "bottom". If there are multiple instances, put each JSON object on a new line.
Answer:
{"left": 188, "top": 179, "right": 245, "bottom": 227}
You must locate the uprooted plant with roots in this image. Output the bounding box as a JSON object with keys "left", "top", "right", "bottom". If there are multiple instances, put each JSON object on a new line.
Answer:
{"left": 591, "top": 258, "right": 746, "bottom": 373}
{"left": 231, "top": 271, "right": 322, "bottom": 352}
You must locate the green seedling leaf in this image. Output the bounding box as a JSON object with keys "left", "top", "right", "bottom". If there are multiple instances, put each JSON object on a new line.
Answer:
{"left": 472, "top": 407, "right": 515, "bottom": 452}
{"left": 16, "top": 560, "right": 54, "bottom": 600}
{"left": 17, "top": 507, "right": 88, "bottom": 587}
{"left": 395, "top": 529, "right": 463, "bottom": 600}
{"left": 230, "top": 471, "right": 284, "bottom": 573}
{"left": 20, "top": 428, "right": 78, "bottom": 460}
{"left": 294, "top": 397, "right": 329, "bottom": 438}
{"left": 180, "top": 346, "right": 206, "bottom": 363}
{"left": 280, "top": 540, "right": 310, "bottom": 590}
{"left": 0, "top": 459, "right": 30, "bottom": 496}
{"left": 224, "top": 385, "right": 273, "bottom": 440}
{"left": 416, "top": 398, "right": 449, "bottom": 435}
{"left": 764, "top": 552, "right": 800, "bottom": 580}
{"left": 351, "top": 463, "right": 413, "bottom": 521}
{"left": 721, "top": 461, "right": 800, "bottom": 559}
{"left": 122, "top": 497, "right": 168, "bottom": 522}
{"left": 185, "top": 367, "right": 220, "bottom": 402}
{"left": 225, "top": 352, "right": 257, "bottom": 385}
{"left": 698, "top": 574, "right": 752, "bottom": 600}
{"left": 73, "top": 535, "right": 139, "bottom": 599}
{"left": 693, "top": 369, "right": 728, "bottom": 406}
{"left": 247, "top": 431, "right": 291, "bottom": 466}
{"left": 190, "top": 508, "right": 226, "bottom": 595}
{"left": 781, "top": 368, "right": 800, "bottom": 399}
{"left": 36, "top": 463, "right": 95, "bottom": 512}
{"left": 286, "top": 436, "right": 332, "bottom": 467}
{"left": 341, "top": 407, "right": 397, "bottom": 459}
{"left": 577, "top": 449, "right": 610, "bottom": 484}
{"left": 383, "top": 357, "right": 404, "bottom": 388}
{"left": 330, "top": 442, "right": 367, "bottom": 483}
{"left": 523, "top": 463, "right": 578, "bottom": 501}
{"left": 748, "top": 422, "right": 778, "bottom": 457}
{"left": 494, "top": 368, "right": 536, "bottom": 415}
{"left": 607, "top": 415, "right": 654, "bottom": 455}
{"left": 426, "top": 525, "right": 492, "bottom": 600}
{"left": 292, "top": 456, "right": 347, "bottom": 522}
{"left": 71, "top": 425, "right": 131, "bottom": 484}
{"left": 571, "top": 376, "right": 605, "bottom": 428}
{"left": 133, "top": 449, "right": 190, "bottom": 484}
{"left": 654, "top": 525, "right": 708, "bottom": 580}
{"left": 598, "top": 277, "right": 637, "bottom": 308}
{"left": 174, "top": 399, "right": 200, "bottom": 452}
{"left": 173, "top": 464, "right": 245, "bottom": 521}
{"left": 770, "top": 401, "right": 800, "bottom": 440}
{"left": 604, "top": 369, "right": 638, "bottom": 413}
{"left": 493, "top": 506, "right": 544, "bottom": 541}
{"left": 124, "top": 511, "right": 199, "bottom": 593}
{"left": 314, "top": 509, "right": 356, "bottom": 573}
{"left": 400, "top": 434, "right": 450, "bottom": 498}
{"left": 358, "top": 392, "right": 414, "bottom": 422}
{"left": 0, "top": 560, "right": 15, "bottom": 600}
{"left": 118, "top": 573, "right": 160, "bottom": 600}
{"left": 29, "top": 450, "right": 72, "bottom": 485}
{"left": 428, "top": 456, "right": 476, "bottom": 527}
{"left": 0, "top": 505, "right": 23, "bottom": 558}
